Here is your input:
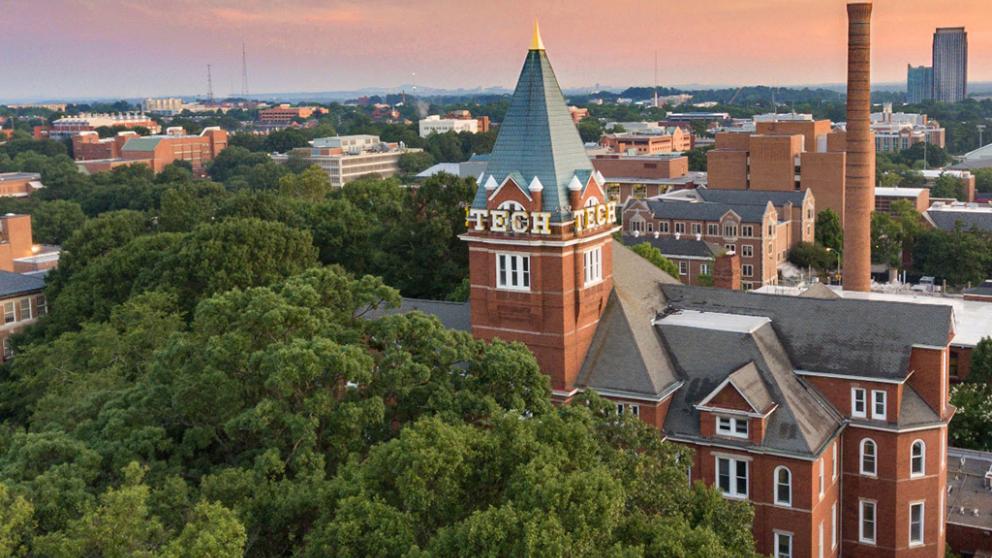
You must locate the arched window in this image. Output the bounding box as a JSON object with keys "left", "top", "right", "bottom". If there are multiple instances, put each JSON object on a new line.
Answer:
{"left": 584, "top": 196, "right": 600, "bottom": 207}
{"left": 774, "top": 466, "right": 792, "bottom": 506}
{"left": 911, "top": 440, "right": 925, "bottom": 476}
{"left": 497, "top": 200, "right": 525, "bottom": 212}
{"left": 860, "top": 439, "right": 877, "bottom": 476}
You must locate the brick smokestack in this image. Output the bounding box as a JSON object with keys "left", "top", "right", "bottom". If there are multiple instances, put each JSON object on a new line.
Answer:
{"left": 842, "top": 2, "right": 874, "bottom": 292}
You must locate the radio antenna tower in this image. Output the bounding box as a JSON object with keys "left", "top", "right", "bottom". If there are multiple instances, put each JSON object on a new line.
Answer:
{"left": 241, "top": 42, "right": 249, "bottom": 97}
{"left": 206, "top": 64, "right": 215, "bottom": 104}
{"left": 653, "top": 50, "right": 659, "bottom": 108}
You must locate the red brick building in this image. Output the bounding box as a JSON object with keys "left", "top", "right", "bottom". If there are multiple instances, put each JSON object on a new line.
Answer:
{"left": 592, "top": 154, "right": 703, "bottom": 204}
{"left": 258, "top": 104, "right": 321, "bottom": 124}
{"left": 75, "top": 127, "right": 228, "bottom": 174}
{"left": 0, "top": 173, "right": 44, "bottom": 198}
{"left": 387, "top": 18, "right": 956, "bottom": 558}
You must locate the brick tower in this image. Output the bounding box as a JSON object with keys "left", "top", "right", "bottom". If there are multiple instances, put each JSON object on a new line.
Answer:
{"left": 842, "top": 2, "right": 875, "bottom": 292}
{"left": 461, "top": 22, "right": 619, "bottom": 399}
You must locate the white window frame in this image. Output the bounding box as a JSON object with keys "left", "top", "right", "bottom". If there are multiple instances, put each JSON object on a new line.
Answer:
{"left": 742, "top": 224, "right": 754, "bottom": 237}
{"left": 660, "top": 221, "right": 670, "bottom": 233}
{"left": 716, "top": 455, "right": 749, "bottom": 499}
{"left": 909, "top": 501, "right": 924, "bottom": 547}
{"left": 707, "top": 223, "right": 719, "bottom": 236}
{"left": 742, "top": 264, "right": 754, "bottom": 278}
{"left": 691, "top": 223, "right": 702, "bottom": 235}
{"left": 851, "top": 388, "right": 867, "bottom": 418}
{"left": 871, "top": 389, "right": 887, "bottom": 421}
{"left": 495, "top": 252, "right": 531, "bottom": 291}
{"left": 583, "top": 247, "right": 603, "bottom": 286}
{"left": 3, "top": 302, "right": 13, "bottom": 324}
{"left": 860, "top": 438, "right": 877, "bottom": 477}
{"left": 818, "top": 458, "right": 825, "bottom": 500}
{"left": 678, "top": 261, "right": 689, "bottom": 276}
{"left": 700, "top": 263, "right": 709, "bottom": 276}
{"left": 35, "top": 296, "right": 47, "bottom": 317}
{"left": 774, "top": 466, "right": 792, "bottom": 507}
{"left": 741, "top": 245, "right": 754, "bottom": 258}
{"left": 911, "top": 440, "right": 925, "bottom": 477}
{"left": 675, "top": 222, "right": 686, "bottom": 234}
{"left": 716, "top": 416, "right": 749, "bottom": 439}
{"left": 774, "top": 531, "right": 793, "bottom": 558}
{"left": 832, "top": 442, "right": 837, "bottom": 482}
{"left": 859, "top": 499, "right": 877, "bottom": 544}
{"left": 616, "top": 402, "right": 641, "bottom": 417}
{"left": 1, "top": 337, "right": 11, "bottom": 360}
{"left": 818, "top": 521, "right": 824, "bottom": 558}
{"left": 18, "top": 297, "right": 31, "bottom": 321}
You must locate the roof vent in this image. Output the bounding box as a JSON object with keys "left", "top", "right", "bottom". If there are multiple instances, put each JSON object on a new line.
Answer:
{"left": 654, "top": 231, "right": 660, "bottom": 239}
{"left": 696, "top": 233, "right": 702, "bottom": 241}
{"left": 674, "top": 232, "right": 681, "bottom": 240}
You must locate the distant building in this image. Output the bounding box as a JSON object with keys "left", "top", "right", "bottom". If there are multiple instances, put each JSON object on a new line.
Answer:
{"left": 622, "top": 188, "right": 815, "bottom": 290}
{"left": 51, "top": 113, "right": 160, "bottom": 139}
{"left": 906, "top": 65, "right": 933, "bottom": 104}
{"left": 924, "top": 200, "right": 992, "bottom": 233}
{"left": 951, "top": 143, "right": 992, "bottom": 171}
{"left": 568, "top": 106, "right": 589, "bottom": 123}
{"left": 592, "top": 154, "right": 702, "bottom": 204}
{"left": 258, "top": 104, "right": 321, "bottom": 124}
{"left": 601, "top": 127, "right": 691, "bottom": 155}
{"left": 142, "top": 97, "right": 184, "bottom": 115}
{"left": 272, "top": 135, "right": 419, "bottom": 188}
{"left": 0, "top": 269, "right": 47, "bottom": 362}
{"left": 622, "top": 235, "right": 727, "bottom": 287}
{"left": 870, "top": 103, "right": 945, "bottom": 152}
{"left": 74, "top": 127, "right": 228, "bottom": 174}
{"left": 419, "top": 115, "right": 479, "bottom": 137}
{"left": 5, "top": 103, "right": 66, "bottom": 112}
{"left": 415, "top": 155, "right": 488, "bottom": 181}
{"left": 874, "top": 187, "right": 930, "bottom": 215}
{"left": 962, "top": 280, "right": 992, "bottom": 303}
{"left": 920, "top": 169, "right": 976, "bottom": 202}
{"left": 0, "top": 214, "right": 59, "bottom": 274}
{"left": 945, "top": 447, "right": 992, "bottom": 556}
{"left": 933, "top": 27, "right": 968, "bottom": 103}
{"left": 0, "top": 173, "right": 44, "bottom": 198}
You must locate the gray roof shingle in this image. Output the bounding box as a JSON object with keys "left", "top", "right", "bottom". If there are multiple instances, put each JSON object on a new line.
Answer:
{"left": 646, "top": 199, "right": 771, "bottom": 223}
{"left": 660, "top": 285, "right": 953, "bottom": 380}
{"left": 697, "top": 189, "right": 808, "bottom": 208}
{"left": 0, "top": 270, "right": 45, "bottom": 298}
{"left": 365, "top": 298, "right": 471, "bottom": 332}
{"left": 621, "top": 236, "right": 720, "bottom": 259}
{"left": 925, "top": 209, "right": 992, "bottom": 232}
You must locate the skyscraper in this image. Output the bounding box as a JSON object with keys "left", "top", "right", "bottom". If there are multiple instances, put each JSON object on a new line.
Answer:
{"left": 932, "top": 27, "right": 967, "bottom": 103}
{"left": 906, "top": 64, "right": 933, "bottom": 104}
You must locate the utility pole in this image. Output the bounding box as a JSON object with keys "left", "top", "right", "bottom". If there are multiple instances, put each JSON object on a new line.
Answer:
{"left": 241, "top": 41, "right": 249, "bottom": 97}
{"left": 206, "top": 64, "right": 215, "bottom": 105}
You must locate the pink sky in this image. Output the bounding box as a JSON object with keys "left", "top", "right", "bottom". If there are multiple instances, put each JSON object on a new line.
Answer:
{"left": 1, "top": 0, "right": 989, "bottom": 100}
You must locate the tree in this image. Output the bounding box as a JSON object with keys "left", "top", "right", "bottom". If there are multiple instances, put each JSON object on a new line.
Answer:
{"left": 788, "top": 241, "right": 834, "bottom": 272}
{"left": 576, "top": 119, "right": 604, "bottom": 144}
{"left": 930, "top": 174, "right": 968, "bottom": 201}
{"left": 0, "top": 483, "right": 34, "bottom": 557}
{"left": 912, "top": 226, "right": 992, "bottom": 288}
{"left": 950, "top": 383, "right": 992, "bottom": 451}
{"left": 687, "top": 147, "right": 710, "bottom": 172}
{"left": 974, "top": 168, "right": 992, "bottom": 193}
{"left": 278, "top": 166, "right": 332, "bottom": 202}
{"left": 630, "top": 242, "right": 680, "bottom": 278}
{"left": 398, "top": 151, "right": 436, "bottom": 175}
{"left": 967, "top": 337, "right": 992, "bottom": 384}
{"left": 31, "top": 200, "right": 86, "bottom": 245}
{"left": 871, "top": 212, "right": 903, "bottom": 267}
{"left": 814, "top": 209, "right": 843, "bottom": 253}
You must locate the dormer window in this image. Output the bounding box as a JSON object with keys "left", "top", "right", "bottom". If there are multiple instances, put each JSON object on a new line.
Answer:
{"left": 717, "top": 416, "right": 748, "bottom": 438}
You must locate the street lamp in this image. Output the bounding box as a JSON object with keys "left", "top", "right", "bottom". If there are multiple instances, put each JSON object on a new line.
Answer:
{"left": 825, "top": 247, "right": 841, "bottom": 283}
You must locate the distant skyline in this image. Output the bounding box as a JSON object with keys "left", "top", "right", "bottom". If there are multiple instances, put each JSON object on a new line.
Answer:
{"left": 2, "top": 0, "right": 991, "bottom": 101}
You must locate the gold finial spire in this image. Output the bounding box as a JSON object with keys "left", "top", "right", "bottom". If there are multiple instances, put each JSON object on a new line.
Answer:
{"left": 530, "top": 19, "right": 545, "bottom": 50}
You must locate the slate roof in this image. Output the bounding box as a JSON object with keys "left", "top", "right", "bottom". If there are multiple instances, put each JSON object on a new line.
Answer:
{"left": 622, "top": 236, "right": 720, "bottom": 259}
{"left": 364, "top": 298, "right": 471, "bottom": 332}
{"left": 646, "top": 198, "right": 771, "bottom": 223}
{"left": 0, "top": 270, "right": 45, "bottom": 298}
{"left": 658, "top": 315, "right": 843, "bottom": 456}
{"left": 697, "top": 188, "right": 807, "bottom": 208}
{"left": 660, "top": 285, "right": 953, "bottom": 380}
{"left": 472, "top": 44, "right": 593, "bottom": 222}
{"left": 576, "top": 240, "right": 680, "bottom": 399}
{"left": 723, "top": 363, "right": 775, "bottom": 414}
{"left": 925, "top": 208, "right": 992, "bottom": 232}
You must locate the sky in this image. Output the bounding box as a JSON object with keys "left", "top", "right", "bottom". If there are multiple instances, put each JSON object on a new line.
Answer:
{"left": 1, "top": 0, "right": 990, "bottom": 101}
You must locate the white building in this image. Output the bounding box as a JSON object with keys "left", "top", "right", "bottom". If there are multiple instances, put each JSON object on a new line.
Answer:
{"left": 869, "top": 103, "right": 944, "bottom": 153}
{"left": 142, "top": 98, "right": 184, "bottom": 115}
{"left": 418, "top": 115, "right": 479, "bottom": 138}
{"left": 272, "top": 135, "right": 420, "bottom": 188}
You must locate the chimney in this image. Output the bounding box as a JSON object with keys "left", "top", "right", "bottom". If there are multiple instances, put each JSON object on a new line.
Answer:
{"left": 842, "top": 2, "right": 874, "bottom": 292}
{"left": 713, "top": 252, "right": 741, "bottom": 291}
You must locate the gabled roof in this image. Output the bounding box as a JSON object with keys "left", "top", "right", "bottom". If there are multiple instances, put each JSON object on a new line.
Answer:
{"left": 697, "top": 188, "right": 809, "bottom": 208}
{"left": 697, "top": 362, "right": 776, "bottom": 415}
{"left": 645, "top": 198, "right": 771, "bottom": 223}
{"left": 472, "top": 40, "right": 593, "bottom": 222}
{"left": 576, "top": 240, "right": 680, "bottom": 399}
{"left": 660, "top": 285, "right": 953, "bottom": 380}
{"left": 658, "top": 314, "right": 842, "bottom": 456}
{"left": 924, "top": 207, "right": 992, "bottom": 233}
{"left": 622, "top": 236, "right": 721, "bottom": 259}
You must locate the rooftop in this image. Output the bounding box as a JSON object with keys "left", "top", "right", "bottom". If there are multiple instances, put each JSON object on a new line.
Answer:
{"left": 875, "top": 186, "right": 927, "bottom": 197}
{"left": 924, "top": 202, "right": 992, "bottom": 232}
{"left": 644, "top": 197, "right": 772, "bottom": 224}
{"left": 947, "top": 447, "right": 992, "bottom": 532}
{"left": 0, "top": 270, "right": 45, "bottom": 298}
{"left": 0, "top": 172, "right": 41, "bottom": 182}
{"left": 622, "top": 236, "right": 720, "bottom": 259}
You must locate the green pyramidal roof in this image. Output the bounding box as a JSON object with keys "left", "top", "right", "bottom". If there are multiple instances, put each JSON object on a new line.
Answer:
{"left": 472, "top": 46, "right": 593, "bottom": 221}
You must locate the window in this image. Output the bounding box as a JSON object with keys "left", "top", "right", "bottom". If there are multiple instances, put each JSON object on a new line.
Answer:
{"left": 818, "top": 458, "right": 825, "bottom": 500}
{"left": 909, "top": 502, "right": 924, "bottom": 546}
{"left": 675, "top": 222, "right": 686, "bottom": 234}
{"left": 851, "top": 388, "right": 867, "bottom": 418}
{"left": 691, "top": 223, "right": 702, "bottom": 235}
{"left": 2, "top": 302, "right": 13, "bottom": 324}
{"left": 679, "top": 261, "right": 688, "bottom": 276}
{"left": 647, "top": 222, "right": 654, "bottom": 232}
{"left": 716, "top": 456, "right": 748, "bottom": 498}
{"left": 724, "top": 243, "right": 735, "bottom": 254}
{"left": 911, "top": 440, "right": 925, "bottom": 476}
{"left": 832, "top": 442, "right": 837, "bottom": 481}
{"left": 630, "top": 218, "right": 645, "bottom": 233}
{"left": 741, "top": 245, "right": 753, "bottom": 258}
{"left": 496, "top": 253, "right": 530, "bottom": 291}
{"left": 35, "top": 296, "right": 47, "bottom": 317}
{"left": 742, "top": 264, "right": 754, "bottom": 278}
{"left": 774, "top": 466, "right": 792, "bottom": 506}
{"left": 717, "top": 416, "right": 748, "bottom": 438}
{"left": 774, "top": 531, "right": 793, "bottom": 558}
{"left": 860, "top": 499, "right": 876, "bottom": 544}
{"left": 860, "top": 439, "right": 877, "bottom": 476}
{"left": 818, "top": 522, "right": 824, "bottom": 558}
{"left": 700, "top": 263, "right": 709, "bottom": 276}
{"left": 1, "top": 338, "right": 11, "bottom": 360}
{"left": 832, "top": 503, "right": 838, "bottom": 549}
{"left": 872, "top": 390, "right": 886, "bottom": 421}
{"left": 723, "top": 223, "right": 738, "bottom": 238}
{"left": 741, "top": 225, "right": 754, "bottom": 237}
{"left": 659, "top": 221, "right": 669, "bottom": 233}
{"left": 707, "top": 223, "right": 719, "bottom": 236}
{"left": 616, "top": 403, "right": 640, "bottom": 417}
{"left": 18, "top": 298, "right": 30, "bottom": 321}
{"left": 497, "top": 200, "right": 525, "bottom": 211}
{"left": 584, "top": 247, "right": 603, "bottom": 285}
